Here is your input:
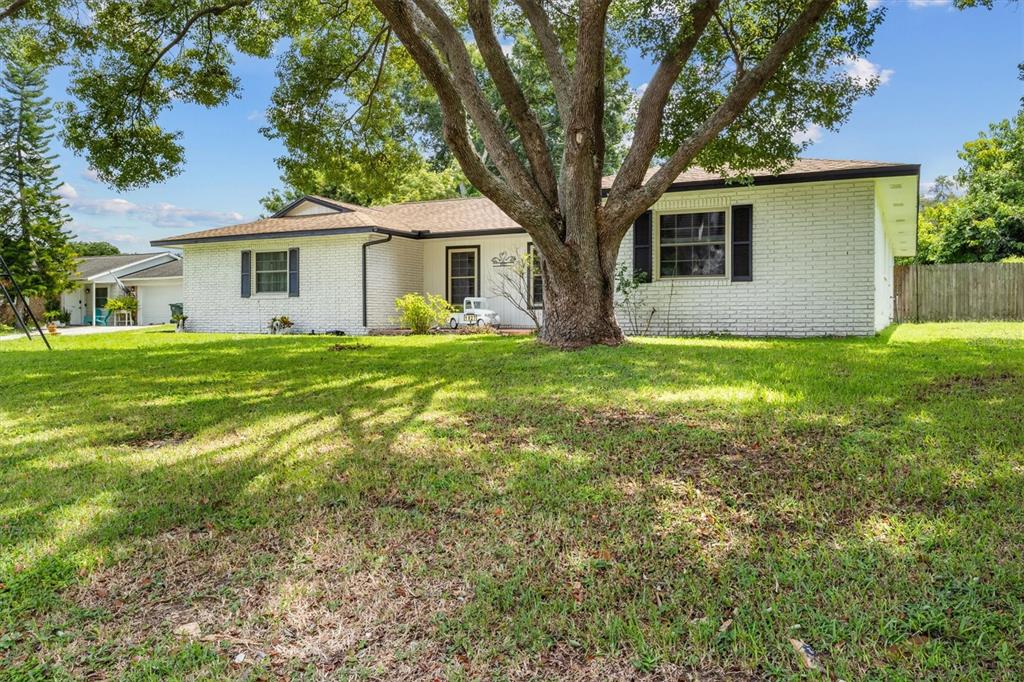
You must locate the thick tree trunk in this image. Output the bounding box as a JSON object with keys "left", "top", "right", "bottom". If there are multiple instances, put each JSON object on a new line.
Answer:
{"left": 538, "top": 243, "right": 624, "bottom": 349}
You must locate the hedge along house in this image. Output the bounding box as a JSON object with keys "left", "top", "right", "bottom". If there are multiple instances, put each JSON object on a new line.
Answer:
{"left": 61, "top": 252, "right": 183, "bottom": 326}
{"left": 151, "top": 158, "right": 919, "bottom": 337}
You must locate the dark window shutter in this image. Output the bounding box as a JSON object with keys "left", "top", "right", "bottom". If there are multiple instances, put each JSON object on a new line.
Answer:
{"left": 731, "top": 204, "right": 752, "bottom": 282}
{"left": 241, "top": 250, "right": 251, "bottom": 297}
{"left": 632, "top": 210, "right": 652, "bottom": 283}
{"left": 288, "top": 248, "right": 299, "bottom": 297}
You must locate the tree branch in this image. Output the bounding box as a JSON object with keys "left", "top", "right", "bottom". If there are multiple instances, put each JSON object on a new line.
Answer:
{"left": 466, "top": 0, "right": 558, "bottom": 210}
{"left": 714, "top": 8, "right": 746, "bottom": 78}
{"left": 410, "top": 0, "right": 552, "bottom": 213}
{"left": 609, "top": 0, "right": 720, "bottom": 197}
{"left": 0, "top": 0, "right": 28, "bottom": 21}
{"left": 371, "top": 0, "right": 567, "bottom": 264}
{"left": 514, "top": 0, "right": 571, "bottom": 122}
{"left": 136, "top": 0, "right": 256, "bottom": 93}
{"left": 604, "top": 0, "right": 838, "bottom": 232}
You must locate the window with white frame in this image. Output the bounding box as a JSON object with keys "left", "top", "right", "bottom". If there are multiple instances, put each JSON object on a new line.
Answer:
{"left": 447, "top": 247, "right": 478, "bottom": 305}
{"left": 658, "top": 210, "right": 727, "bottom": 278}
{"left": 255, "top": 251, "right": 289, "bottom": 293}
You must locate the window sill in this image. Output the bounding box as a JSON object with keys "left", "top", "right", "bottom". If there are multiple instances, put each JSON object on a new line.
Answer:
{"left": 652, "top": 276, "right": 730, "bottom": 286}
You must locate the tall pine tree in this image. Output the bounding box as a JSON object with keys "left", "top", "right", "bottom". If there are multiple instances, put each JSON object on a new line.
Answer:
{"left": 0, "top": 35, "right": 74, "bottom": 316}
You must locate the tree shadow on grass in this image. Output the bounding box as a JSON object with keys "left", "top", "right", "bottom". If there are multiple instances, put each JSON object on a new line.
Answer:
{"left": 0, "top": 329, "right": 1021, "bottom": 678}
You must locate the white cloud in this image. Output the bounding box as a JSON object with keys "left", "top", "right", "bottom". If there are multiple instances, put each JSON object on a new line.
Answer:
{"left": 866, "top": 0, "right": 882, "bottom": 8}
{"left": 81, "top": 167, "right": 102, "bottom": 183}
{"left": 60, "top": 182, "right": 245, "bottom": 229}
{"left": 791, "top": 124, "right": 824, "bottom": 146}
{"left": 58, "top": 182, "right": 78, "bottom": 200}
{"left": 69, "top": 222, "right": 146, "bottom": 249}
{"left": 843, "top": 56, "right": 894, "bottom": 87}
{"left": 246, "top": 109, "right": 267, "bottom": 122}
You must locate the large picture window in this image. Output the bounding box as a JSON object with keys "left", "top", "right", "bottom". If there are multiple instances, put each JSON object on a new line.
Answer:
{"left": 255, "top": 251, "right": 289, "bottom": 293}
{"left": 447, "top": 246, "right": 479, "bottom": 305}
{"left": 658, "top": 210, "right": 727, "bottom": 278}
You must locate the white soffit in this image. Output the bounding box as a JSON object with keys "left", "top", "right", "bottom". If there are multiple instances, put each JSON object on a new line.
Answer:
{"left": 875, "top": 175, "right": 918, "bottom": 257}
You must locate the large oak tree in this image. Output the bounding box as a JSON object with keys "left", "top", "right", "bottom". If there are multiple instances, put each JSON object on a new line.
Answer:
{"left": 1, "top": 0, "right": 944, "bottom": 346}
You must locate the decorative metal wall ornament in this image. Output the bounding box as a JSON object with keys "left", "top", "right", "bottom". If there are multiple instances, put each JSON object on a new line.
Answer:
{"left": 490, "top": 251, "right": 517, "bottom": 268}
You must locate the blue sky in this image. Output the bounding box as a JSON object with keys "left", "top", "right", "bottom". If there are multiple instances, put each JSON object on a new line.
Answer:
{"left": 50, "top": 0, "right": 1023, "bottom": 253}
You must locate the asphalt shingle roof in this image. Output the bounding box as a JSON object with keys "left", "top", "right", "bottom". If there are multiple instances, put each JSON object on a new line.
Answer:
{"left": 119, "top": 259, "right": 182, "bottom": 279}
{"left": 73, "top": 254, "right": 168, "bottom": 279}
{"left": 153, "top": 158, "right": 917, "bottom": 245}
{"left": 599, "top": 157, "right": 914, "bottom": 188}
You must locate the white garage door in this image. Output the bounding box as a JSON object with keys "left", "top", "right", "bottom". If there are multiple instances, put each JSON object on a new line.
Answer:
{"left": 137, "top": 281, "right": 183, "bottom": 325}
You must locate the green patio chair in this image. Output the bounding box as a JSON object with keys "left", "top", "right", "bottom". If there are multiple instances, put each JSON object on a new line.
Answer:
{"left": 89, "top": 309, "right": 111, "bottom": 326}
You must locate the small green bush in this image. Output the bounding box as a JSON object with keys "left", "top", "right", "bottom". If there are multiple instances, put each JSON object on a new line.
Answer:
{"left": 394, "top": 293, "right": 453, "bottom": 334}
{"left": 1001, "top": 255, "right": 1024, "bottom": 263}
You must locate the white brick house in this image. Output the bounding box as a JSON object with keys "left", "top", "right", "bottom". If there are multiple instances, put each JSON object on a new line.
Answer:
{"left": 152, "top": 158, "right": 919, "bottom": 337}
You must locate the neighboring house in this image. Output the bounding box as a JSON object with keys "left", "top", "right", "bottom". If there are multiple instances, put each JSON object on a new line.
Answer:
{"left": 61, "top": 253, "right": 183, "bottom": 325}
{"left": 151, "top": 158, "right": 919, "bottom": 337}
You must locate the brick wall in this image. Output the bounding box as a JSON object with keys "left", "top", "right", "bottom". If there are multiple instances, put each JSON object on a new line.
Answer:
{"left": 615, "top": 179, "right": 880, "bottom": 336}
{"left": 180, "top": 178, "right": 886, "bottom": 337}
{"left": 365, "top": 235, "right": 424, "bottom": 328}
{"left": 183, "top": 235, "right": 368, "bottom": 334}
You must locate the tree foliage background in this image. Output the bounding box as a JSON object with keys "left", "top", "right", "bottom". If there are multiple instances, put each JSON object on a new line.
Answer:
{"left": 70, "top": 240, "right": 120, "bottom": 256}
{"left": 911, "top": 105, "right": 1023, "bottom": 264}
{"left": 0, "top": 32, "right": 74, "bottom": 304}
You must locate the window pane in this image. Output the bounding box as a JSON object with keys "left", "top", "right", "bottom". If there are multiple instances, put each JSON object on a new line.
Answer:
{"left": 449, "top": 250, "right": 477, "bottom": 303}
{"left": 660, "top": 244, "right": 725, "bottom": 277}
{"left": 256, "top": 272, "right": 288, "bottom": 293}
{"left": 450, "top": 251, "right": 476, "bottom": 277}
{"left": 255, "top": 251, "right": 288, "bottom": 272}
{"left": 451, "top": 277, "right": 475, "bottom": 303}
{"left": 658, "top": 211, "right": 726, "bottom": 277}
{"left": 529, "top": 245, "right": 543, "bottom": 307}
{"left": 661, "top": 212, "right": 725, "bottom": 244}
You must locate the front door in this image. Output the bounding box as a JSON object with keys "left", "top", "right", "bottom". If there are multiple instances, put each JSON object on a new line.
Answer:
{"left": 78, "top": 285, "right": 91, "bottom": 325}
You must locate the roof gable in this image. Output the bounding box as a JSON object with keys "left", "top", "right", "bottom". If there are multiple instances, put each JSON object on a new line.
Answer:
{"left": 274, "top": 195, "right": 364, "bottom": 217}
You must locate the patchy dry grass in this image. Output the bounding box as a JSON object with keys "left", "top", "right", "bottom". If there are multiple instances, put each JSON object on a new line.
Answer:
{"left": 1, "top": 323, "right": 1022, "bottom": 680}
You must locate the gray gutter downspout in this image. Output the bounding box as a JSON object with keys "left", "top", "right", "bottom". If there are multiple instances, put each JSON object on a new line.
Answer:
{"left": 362, "top": 232, "right": 392, "bottom": 328}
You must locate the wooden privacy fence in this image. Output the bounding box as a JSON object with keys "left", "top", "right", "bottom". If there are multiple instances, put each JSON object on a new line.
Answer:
{"left": 894, "top": 262, "right": 1024, "bottom": 322}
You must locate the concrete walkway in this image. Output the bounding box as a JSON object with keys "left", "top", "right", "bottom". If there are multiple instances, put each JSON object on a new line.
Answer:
{"left": 0, "top": 325, "right": 146, "bottom": 342}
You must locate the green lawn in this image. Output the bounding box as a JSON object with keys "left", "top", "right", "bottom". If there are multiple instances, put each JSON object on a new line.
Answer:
{"left": 1, "top": 324, "right": 1022, "bottom": 680}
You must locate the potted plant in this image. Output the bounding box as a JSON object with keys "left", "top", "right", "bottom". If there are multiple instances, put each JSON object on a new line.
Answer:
{"left": 171, "top": 313, "right": 188, "bottom": 332}
{"left": 269, "top": 315, "right": 294, "bottom": 334}
{"left": 105, "top": 296, "right": 138, "bottom": 325}
{"left": 43, "top": 310, "right": 61, "bottom": 335}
